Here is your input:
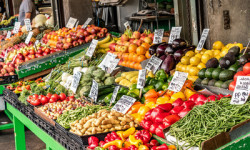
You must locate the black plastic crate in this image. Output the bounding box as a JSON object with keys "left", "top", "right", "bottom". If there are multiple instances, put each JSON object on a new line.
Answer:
{"left": 0, "top": 75, "right": 18, "bottom": 85}
{"left": 55, "top": 122, "right": 69, "bottom": 136}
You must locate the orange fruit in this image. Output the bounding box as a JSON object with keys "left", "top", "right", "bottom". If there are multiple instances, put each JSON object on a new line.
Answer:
{"left": 137, "top": 55, "right": 146, "bottom": 63}
{"left": 125, "top": 61, "right": 131, "bottom": 67}
{"left": 128, "top": 44, "right": 137, "bottom": 53}
{"left": 122, "top": 53, "right": 129, "bottom": 61}
{"left": 136, "top": 46, "right": 146, "bottom": 55}
{"left": 128, "top": 53, "right": 135, "bottom": 61}
{"left": 132, "top": 54, "right": 138, "bottom": 62}
{"left": 129, "top": 62, "right": 135, "bottom": 68}
{"left": 145, "top": 51, "right": 151, "bottom": 59}
{"left": 121, "top": 61, "right": 126, "bottom": 66}
{"left": 141, "top": 43, "right": 150, "bottom": 50}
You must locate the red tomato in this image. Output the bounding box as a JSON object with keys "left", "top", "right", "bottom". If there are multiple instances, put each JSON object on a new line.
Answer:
{"left": 234, "top": 71, "right": 246, "bottom": 81}
{"left": 27, "top": 95, "right": 33, "bottom": 103}
{"left": 30, "top": 99, "right": 41, "bottom": 106}
{"left": 46, "top": 93, "right": 52, "bottom": 99}
{"left": 229, "top": 81, "right": 236, "bottom": 91}
{"left": 59, "top": 93, "right": 66, "bottom": 101}
{"left": 40, "top": 96, "right": 49, "bottom": 105}
{"left": 69, "top": 96, "right": 75, "bottom": 101}
{"left": 243, "top": 63, "right": 250, "bottom": 74}
{"left": 51, "top": 94, "right": 59, "bottom": 102}
{"left": 33, "top": 94, "right": 39, "bottom": 99}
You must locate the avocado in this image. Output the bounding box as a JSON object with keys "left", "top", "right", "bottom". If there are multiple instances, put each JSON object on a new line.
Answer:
{"left": 221, "top": 79, "right": 234, "bottom": 89}
{"left": 228, "top": 62, "right": 240, "bottom": 72}
{"left": 194, "top": 78, "right": 202, "bottom": 84}
{"left": 225, "top": 52, "right": 236, "bottom": 58}
{"left": 206, "top": 58, "right": 219, "bottom": 68}
{"left": 201, "top": 78, "right": 210, "bottom": 85}
{"left": 208, "top": 79, "right": 217, "bottom": 86}
{"left": 205, "top": 68, "right": 215, "bottom": 79}
{"left": 228, "top": 46, "right": 240, "bottom": 56}
{"left": 215, "top": 80, "right": 224, "bottom": 88}
{"left": 219, "top": 57, "right": 231, "bottom": 69}
{"left": 198, "top": 68, "right": 206, "bottom": 79}
{"left": 212, "top": 68, "right": 222, "bottom": 80}
{"left": 239, "top": 54, "right": 250, "bottom": 65}
{"left": 225, "top": 55, "right": 236, "bottom": 65}
{"left": 219, "top": 70, "right": 234, "bottom": 81}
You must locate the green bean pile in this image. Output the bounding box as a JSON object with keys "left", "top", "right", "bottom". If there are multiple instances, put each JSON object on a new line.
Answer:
{"left": 169, "top": 98, "right": 250, "bottom": 149}
{"left": 56, "top": 105, "right": 111, "bottom": 129}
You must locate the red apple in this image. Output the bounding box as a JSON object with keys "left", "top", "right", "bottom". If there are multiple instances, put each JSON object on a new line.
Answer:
{"left": 37, "top": 49, "right": 43, "bottom": 54}
{"left": 78, "top": 39, "right": 85, "bottom": 45}
{"left": 97, "top": 32, "right": 104, "bottom": 38}
{"left": 9, "top": 72, "right": 15, "bottom": 75}
{"left": 45, "top": 48, "right": 51, "bottom": 54}
{"left": 17, "top": 53, "right": 25, "bottom": 60}
{"left": 121, "top": 34, "right": 129, "bottom": 42}
{"left": 4, "top": 73, "right": 9, "bottom": 76}
{"left": 25, "top": 57, "right": 30, "bottom": 62}
{"left": 85, "top": 36, "right": 93, "bottom": 43}
{"left": 29, "top": 49, "right": 35, "bottom": 55}
{"left": 23, "top": 50, "right": 29, "bottom": 56}
{"left": 101, "top": 28, "right": 108, "bottom": 33}
{"left": 109, "top": 43, "right": 117, "bottom": 51}
{"left": 43, "top": 52, "right": 48, "bottom": 56}
{"left": 132, "top": 31, "right": 141, "bottom": 39}
{"left": 1, "top": 68, "right": 7, "bottom": 74}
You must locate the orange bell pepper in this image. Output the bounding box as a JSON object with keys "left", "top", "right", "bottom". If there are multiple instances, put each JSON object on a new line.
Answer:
{"left": 166, "top": 90, "right": 174, "bottom": 97}
{"left": 131, "top": 103, "right": 144, "bottom": 113}
{"left": 145, "top": 98, "right": 157, "bottom": 104}
{"left": 144, "top": 89, "right": 158, "bottom": 99}
{"left": 157, "top": 90, "right": 165, "bottom": 96}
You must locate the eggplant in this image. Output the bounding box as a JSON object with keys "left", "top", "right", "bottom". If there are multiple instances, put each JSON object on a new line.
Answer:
{"left": 159, "top": 55, "right": 167, "bottom": 61}
{"left": 161, "top": 54, "right": 176, "bottom": 73}
{"left": 174, "top": 49, "right": 184, "bottom": 63}
{"left": 149, "top": 44, "right": 159, "bottom": 55}
{"left": 156, "top": 43, "right": 168, "bottom": 57}
{"left": 172, "top": 39, "right": 187, "bottom": 49}
{"left": 164, "top": 44, "right": 174, "bottom": 55}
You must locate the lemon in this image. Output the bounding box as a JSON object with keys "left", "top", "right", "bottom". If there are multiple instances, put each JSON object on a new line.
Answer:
{"left": 195, "top": 53, "right": 202, "bottom": 58}
{"left": 188, "top": 75, "right": 199, "bottom": 82}
{"left": 176, "top": 63, "right": 182, "bottom": 71}
{"left": 213, "top": 50, "right": 221, "bottom": 56}
{"left": 215, "top": 56, "right": 221, "bottom": 60}
{"left": 181, "top": 56, "right": 190, "bottom": 65}
{"left": 181, "top": 65, "right": 187, "bottom": 72}
{"left": 185, "top": 51, "right": 195, "bottom": 57}
{"left": 212, "top": 41, "right": 224, "bottom": 50}
{"left": 186, "top": 65, "right": 193, "bottom": 71}
{"left": 189, "top": 67, "right": 200, "bottom": 76}
{"left": 204, "top": 50, "right": 214, "bottom": 57}
{"left": 201, "top": 54, "right": 211, "bottom": 64}
{"left": 220, "top": 50, "right": 228, "bottom": 57}
{"left": 190, "top": 57, "right": 201, "bottom": 65}
{"left": 197, "top": 63, "right": 206, "bottom": 70}
{"left": 195, "top": 48, "right": 205, "bottom": 53}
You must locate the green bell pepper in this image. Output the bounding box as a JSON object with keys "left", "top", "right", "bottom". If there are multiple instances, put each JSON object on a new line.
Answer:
{"left": 104, "top": 93, "right": 113, "bottom": 104}
{"left": 162, "top": 82, "right": 169, "bottom": 91}
{"left": 167, "top": 75, "right": 173, "bottom": 83}
{"left": 155, "top": 69, "right": 168, "bottom": 81}
{"left": 149, "top": 78, "right": 157, "bottom": 85}
{"left": 119, "top": 87, "right": 128, "bottom": 94}
{"left": 141, "top": 96, "right": 145, "bottom": 104}
{"left": 129, "top": 83, "right": 137, "bottom": 90}
{"left": 155, "top": 80, "right": 165, "bottom": 91}
{"left": 128, "top": 92, "right": 139, "bottom": 99}
{"left": 128, "top": 89, "right": 140, "bottom": 96}
{"left": 145, "top": 77, "right": 152, "bottom": 86}
{"left": 142, "top": 85, "right": 154, "bottom": 94}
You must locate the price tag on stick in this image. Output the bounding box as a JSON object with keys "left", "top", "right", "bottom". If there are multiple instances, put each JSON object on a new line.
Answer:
{"left": 70, "top": 71, "right": 82, "bottom": 93}
{"left": 110, "top": 86, "right": 120, "bottom": 106}
{"left": 168, "top": 27, "right": 182, "bottom": 44}
{"left": 24, "top": 19, "right": 32, "bottom": 31}
{"left": 82, "top": 18, "right": 92, "bottom": 29}
{"left": 74, "top": 20, "right": 79, "bottom": 31}
{"left": 168, "top": 71, "right": 188, "bottom": 92}
{"left": 6, "top": 31, "right": 11, "bottom": 39}
{"left": 13, "top": 22, "right": 21, "bottom": 34}
{"left": 153, "top": 29, "right": 164, "bottom": 44}
{"left": 25, "top": 32, "right": 33, "bottom": 45}
{"left": 196, "top": 29, "right": 210, "bottom": 50}
{"left": 124, "top": 21, "right": 131, "bottom": 30}
{"left": 145, "top": 55, "right": 163, "bottom": 74}
{"left": 85, "top": 39, "right": 98, "bottom": 58}
{"left": 112, "top": 95, "right": 136, "bottom": 114}
{"left": 89, "top": 80, "right": 98, "bottom": 103}
{"left": 66, "top": 17, "right": 77, "bottom": 29}
{"left": 230, "top": 76, "right": 250, "bottom": 105}
{"left": 137, "top": 69, "right": 146, "bottom": 89}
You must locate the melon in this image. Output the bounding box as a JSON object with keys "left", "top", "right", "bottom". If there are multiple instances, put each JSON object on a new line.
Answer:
{"left": 34, "top": 14, "right": 47, "bottom": 26}
{"left": 45, "top": 17, "right": 54, "bottom": 27}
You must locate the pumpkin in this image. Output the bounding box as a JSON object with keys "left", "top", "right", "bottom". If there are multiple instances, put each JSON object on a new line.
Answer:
{"left": 136, "top": 46, "right": 146, "bottom": 55}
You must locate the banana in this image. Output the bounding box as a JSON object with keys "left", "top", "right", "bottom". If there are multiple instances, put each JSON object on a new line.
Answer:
{"left": 98, "top": 40, "right": 115, "bottom": 49}
{"left": 97, "top": 35, "right": 111, "bottom": 45}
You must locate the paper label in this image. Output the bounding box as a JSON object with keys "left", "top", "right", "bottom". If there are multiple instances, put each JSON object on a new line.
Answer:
{"left": 70, "top": 71, "right": 82, "bottom": 93}
{"left": 124, "top": 21, "right": 131, "bottom": 30}
{"left": 64, "top": 77, "right": 72, "bottom": 89}
{"left": 99, "top": 53, "right": 119, "bottom": 73}
{"left": 168, "top": 71, "right": 188, "bottom": 92}
{"left": 4, "top": 49, "right": 8, "bottom": 60}
{"left": 168, "top": 27, "right": 182, "bottom": 44}
{"left": 89, "top": 80, "right": 98, "bottom": 102}
{"left": 230, "top": 76, "right": 250, "bottom": 105}
{"left": 196, "top": 29, "right": 210, "bottom": 50}
{"left": 145, "top": 55, "right": 163, "bottom": 74}
{"left": 137, "top": 69, "right": 146, "bottom": 89}
{"left": 24, "top": 19, "right": 32, "bottom": 31}
{"left": 1, "top": 12, "right": 5, "bottom": 22}
{"left": 112, "top": 95, "right": 136, "bottom": 114}
{"left": 110, "top": 86, "right": 120, "bottom": 105}
{"left": 153, "top": 29, "right": 164, "bottom": 44}
{"left": 74, "top": 20, "right": 79, "bottom": 31}
{"left": 6, "top": 31, "right": 11, "bottom": 38}
{"left": 85, "top": 39, "right": 98, "bottom": 58}
{"left": 82, "top": 18, "right": 92, "bottom": 29}
{"left": 66, "top": 17, "right": 77, "bottom": 29}
{"left": 25, "top": 32, "right": 33, "bottom": 44}
{"left": 13, "top": 22, "right": 21, "bottom": 34}
{"left": 12, "top": 54, "right": 18, "bottom": 63}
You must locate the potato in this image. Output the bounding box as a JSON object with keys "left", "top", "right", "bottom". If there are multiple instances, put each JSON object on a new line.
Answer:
{"left": 108, "top": 115, "right": 118, "bottom": 120}
{"left": 81, "top": 128, "right": 87, "bottom": 134}
{"left": 77, "top": 124, "right": 83, "bottom": 130}
{"left": 129, "top": 122, "right": 135, "bottom": 127}
{"left": 123, "top": 125, "right": 130, "bottom": 129}
{"left": 85, "top": 131, "right": 91, "bottom": 135}
{"left": 111, "top": 120, "right": 120, "bottom": 125}
{"left": 94, "top": 117, "right": 104, "bottom": 126}
{"left": 84, "top": 119, "right": 94, "bottom": 128}
{"left": 96, "top": 127, "right": 102, "bottom": 132}
{"left": 91, "top": 128, "right": 97, "bottom": 134}
{"left": 102, "top": 119, "right": 111, "bottom": 125}
{"left": 75, "top": 130, "right": 83, "bottom": 136}
{"left": 104, "top": 129, "right": 109, "bottom": 132}
{"left": 120, "top": 121, "right": 126, "bottom": 126}
{"left": 115, "top": 126, "right": 122, "bottom": 130}
{"left": 101, "top": 124, "right": 112, "bottom": 129}
{"left": 79, "top": 119, "right": 86, "bottom": 125}
{"left": 110, "top": 127, "right": 116, "bottom": 131}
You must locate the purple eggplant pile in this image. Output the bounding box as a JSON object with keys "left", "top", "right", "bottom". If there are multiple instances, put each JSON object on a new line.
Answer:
{"left": 149, "top": 39, "right": 196, "bottom": 73}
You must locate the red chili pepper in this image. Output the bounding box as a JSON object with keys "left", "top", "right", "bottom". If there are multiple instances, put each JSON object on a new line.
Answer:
{"left": 99, "top": 141, "right": 105, "bottom": 147}
{"left": 188, "top": 94, "right": 199, "bottom": 102}
{"left": 155, "top": 112, "right": 170, "bottom": 124}
{"left": 140, "top": 120, "right": 153, "bottom": 130}
{"left": 149, "top": 123, "right": 159, "bottom": 134}
{"left": 170, "top": 106, "right": 184, "bottom": 115}
{"left": 196, "top": 94, "right": 207, "bottom": 102}
{"left": 128, "top": 145, "right": 138, "bottom": 150}
{"left": 109, "top": 145, "right": 119, "bottom": 150}
{"left": 182, "top": 100, "right": 195, "bottom": 109}
{"left": 217, "top": 94, "right": 224, "bottom": 100}
{"left": 172, "top": 98, "right": 184, "bottom": 107}
{"left": 178, "top": 108, "right": 191, "bottom": 118}
{"left": 111, "top": 131, "right": 121, "bottom": 140}
{"left": 206, "top": 95, "right": 216, "bottom": 102}
{"left": 151, "top": 107, "right": 164, "bottom": 122}
{"left": 144, "top": 109, "right": 153, "bottom": 121}
{"left": 151, "top": 146, "right": 157, "bottom": 150}
{"left": 88, "top": 136, "right": 99, "bottom": 149}
{"left": 157, "top": 103, "right": 173, "bottom": 112}
{"left": 155, "top": 124, "right": 165, "bottom": 138}
{"left": 156, "top": 143, "right": 168, "bottom": 150}
{"left": 163, "top": 114, "right": 181, "bottom": 128}
{"left": 149, "top": 139, "right": 160, "bottom": 147}
{"left": 134, "top": 130, "right": 152, "bottom": 144}
{"left": 195, "top": 101, "right": 204, "bottom": 106}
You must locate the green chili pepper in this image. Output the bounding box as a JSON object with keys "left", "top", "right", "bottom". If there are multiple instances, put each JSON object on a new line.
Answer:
{"left": 162, "top": 82, "right": 169, "bottom": 91}
{"left": 149, "top": 78, "right": 157, "bottom": 85}
{"left": 104, "top": 93, "right": 113, "bottom": 104}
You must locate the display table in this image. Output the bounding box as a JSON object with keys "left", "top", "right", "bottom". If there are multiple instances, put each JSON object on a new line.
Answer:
{"left": 5, "top": 102, "right": 65, "bottom": 150}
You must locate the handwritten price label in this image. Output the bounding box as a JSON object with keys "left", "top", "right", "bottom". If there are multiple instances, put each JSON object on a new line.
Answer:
{"left": 82, "top": 18, "right": 92, "bottom": 29}
{"left": 137, "top": 69, "right": 146, "bottom": 89}
{"left": 24, "top": 19, "right": 32, "bottom": 31}
{"left": 168, "top": 71, "right": 188, "bottom": 92}
{"left": 112, "top": 95, "right": 136, "bottom": 114}
{"left": 85, "top": 39, "right": 98, "bottom": 58}
{"left": 110, "top": 86, "right": 120, "bottom": 105}
{"left": 168, "top": 27, "right": 182, "bottom": 44}
{"left": 145, "top": 55, "right": 163, "bottom": 74}
{"left": 196, "top": 29, "right": 210, "bottom": 50}
{"left": 25, "top": 32, "right": 33, "bottom": 45}
{"left": 70, "top": 71, "right": 82, "bottom": 93}
{"left": 13, "top": 22, "right": 21, "bottom": 34}
{"left": 89, "top": 80, "right": 98, "bottom": 103}
{"left": 230, "top": 76, "right": 250, "bottom": 105}
{"left": 153, "top": 29, "right": 164, "bottom": 44}
{"left": 66, "top": 17, "right": 77, "bottom": 29}
{"left": 124, "top": 21, "right": 131, "bottom": 30}
{"left": 6, "top": 31, "right": 11, "bottom": 39}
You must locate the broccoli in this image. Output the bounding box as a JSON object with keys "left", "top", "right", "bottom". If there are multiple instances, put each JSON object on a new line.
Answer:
{"left": 104, "top": 77, "right": 115, "bottom": 85}
{"left": 92, "top": 69, "right": 105, "bottom": 79}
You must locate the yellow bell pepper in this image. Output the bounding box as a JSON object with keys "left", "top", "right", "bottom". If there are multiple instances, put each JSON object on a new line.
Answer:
{"left": 156, "top": 96, "right": 170, "bottom": 105}
{"left": 184, "top": 88, "right": 196, "bottom": 100}
{"left": 170, "top": 92, "right": 186, "bottom": 103}
{"left": 116, "top": 131, "right": 125, "bottom": 141}
{"left": 138, "top": 106, "right": 151, "bottom": 116}
{"left": 129, "top": 135, "right": 143, "bottom": 147}
{"left": 123, "top": 127, "right": 136, "bottom": 138}
{"left": 124, "top": 141, "right": 132, "bottom": 148}
{"left": 103, "top": 140, "right": 123, "bottom": 149}
{"left": 145, "top": 102, "right": 156, "bottom": 109}
{"left": 147, "top": 71, "right": 155, "bottom": 78}
{"left": 138, "top": 145, "right": 150, "bottom": 150}
{"left": 131, "top": 113, "right": 143, "bottom": 122}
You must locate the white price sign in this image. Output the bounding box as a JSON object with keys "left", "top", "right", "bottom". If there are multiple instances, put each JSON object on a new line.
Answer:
{"left": 25, "top": 32, "right": 33, "bottom": 44}
{"left": 89, "top": 80, "right": 98, "bottom": 102}
{"left": 145, "top": 55, "right": 163, "bottom": 74}
{"left": 13, "top": 22, "right": 21, "bottom": 34}
{"left": 168, "top": 27, "right": 182, "bottom": 44}
{"left": 1, "top": 12, "right": 5, "bottom": 22}
{"left": 82, "top": 18, "right": 92, "bottom": 29}
{"left": 153, "top": 29, "right": 164, "bottom": 44}
{"left": 24, "top": 19, "right": 32, "bottom": 31}
{"left": 66, "top": 17, "right": 77, "bottom": 29}
{"left": 137, "top": 69, "right": 146, "bottom": 89}
{"left": 64, "top": 77, "right": 72, "bottom": 89}
{"left": 85, "top": 39, "right": 98, "bottom": 58}
{"left": 124, "top": 21, "right": 131, "bottom": 30}
{"left": 230, "top": 76, "right": 250, "bottom": 105}
{"left": 6, "top": 31, "right": 11, "bottom": 39}
{"left": 74, "top": 20, "right": 79, "bottom": 31}
{"left": 112, "top": 95, "right": 136, "bottom": 114}
{"left": 196, "top": 29, "right": 210, "bottom": 50}
{"left": 99, "top": 53, "right": 119, "bottom": 73}
{"left": 110, "top": 86, "right": 120, "bottom": 105}
{"left": 70, "top": 71, "right": 82, "bottom": 93}
{"left": 168, "top": 71, "right": 188, "bottom": 92}
{"left": 4, "top": 49, "right": 8, "bottom": 60}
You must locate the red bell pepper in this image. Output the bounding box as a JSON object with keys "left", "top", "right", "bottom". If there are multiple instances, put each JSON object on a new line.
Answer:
{"left": 149, "top": 123, "right": 159, "bottom": 134}
{"left": 206, "top": 95, "right": 216, "bottom": 102}
{"left": 121, "top": 148, "right": 129, "bottom": 150}
{"left": 151, "top": 146, "right": 157, "bottom": 150}
{"left": 155, "top": 143, "right": 169, "bottom": 150}
{"left": 163, "top": 114, "right": 181, "bottom": 128}
{"left": 157, "top": 103, "right": 173, "bottom": 112}
{"left": 195, "top": 101, "right": 204, "bottom": 106}
{"left": 172, "top": 98, "right": 184, "bottom": 107}
{"left": 111, "top": 131, "right": 121, "bottom": 140}
{"left": 155, "top": 112, "right": 171, "bottom": 124}
{"left": 196, "top": 94, "right": 207, "bottom": 102}
{"left": 178, "top": 108, "right": 191, "bottom": 118}
{"left": 109, "top": 145, "right": 119, "bottom": 150}
{"left": 151, "top": 107, "right": 164, "bottom": 122}
{"left": 170, "top": 106, "right": 184, "bottom": 115}
{"left": 128, "top": 145, "right": 138, "bottom": 150}
{"left": 140, "top": 120, "right": 153, "bottom": 130}
{"left": 134, "top": 130, "right": 152, "bottom": 144}
{"left": 155, "top": 124, "right": 165, "bottom": 138}
{"left": 144, "top": 109, "right": 153, "bottom": 121}
{"left": 99, "top": 141, "right": 105, "bottom": 147}
{"left": 88, "top": 136, "right": 99, "bottom": 149}
{"left": 149, "top": 139, "right": 160, "bottom": 147}
{"left": 182, "top": 100, "right": 195, "bottom": 109}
